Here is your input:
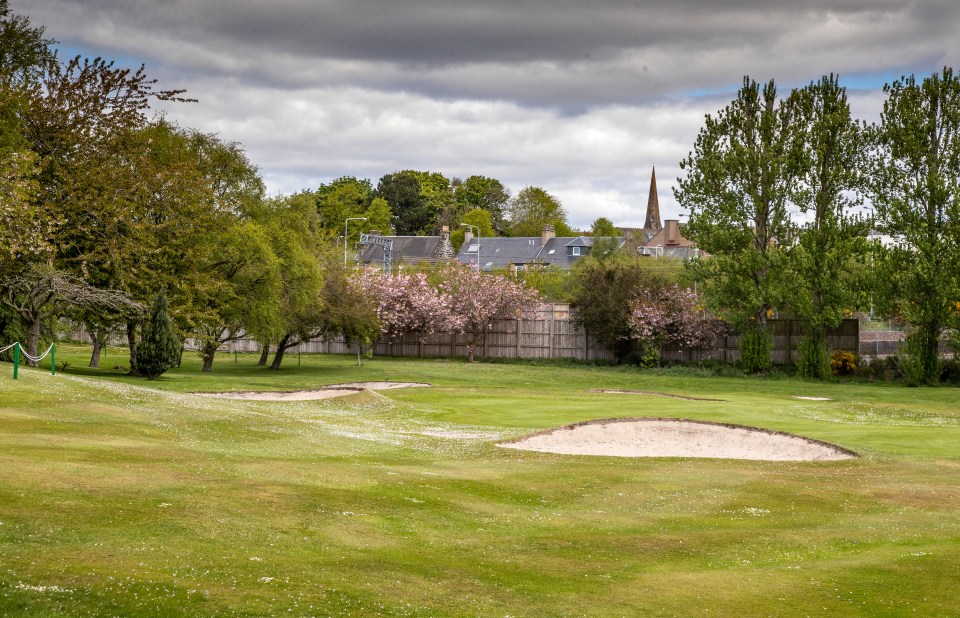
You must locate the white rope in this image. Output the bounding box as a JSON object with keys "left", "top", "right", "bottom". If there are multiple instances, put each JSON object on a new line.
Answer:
{"left": 0, "top": 342, "right": 18, "bottom": 354}
{"left": 19, "top": 343, "right": 54, "bottom": 363}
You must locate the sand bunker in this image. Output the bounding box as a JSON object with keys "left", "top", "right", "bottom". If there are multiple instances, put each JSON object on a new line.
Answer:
{"left": 498, "top": 417, "right": 857, "bottom": 461}
{"left": 196, "top": 382, "right": 430, "bottom": 401}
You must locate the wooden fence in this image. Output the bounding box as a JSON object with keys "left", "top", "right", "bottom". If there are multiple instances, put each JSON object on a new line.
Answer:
{"left": 66, "top": 309, "right": 860, "bottom": 365}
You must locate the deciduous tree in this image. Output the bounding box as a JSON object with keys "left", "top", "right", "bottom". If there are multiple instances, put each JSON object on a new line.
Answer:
{"left": 354, "top": 268, "right": 456, "bottom": 345}
{"left": 628, "top": 285, "right": 723, "bottom": 366}
{"left": 454, "top": 175, "right": 510, "bottom": 234}
{"left": 866, "top": 68, "right": 960, "bottom": 384}
{"left": 788, "top": 75, "right": 869, "bottom": 378}
{"left": 570, "top": 256, "right": 670, "bottom": 363}
{"left": 676, "top": 77, "right": 800, "bottom": 370}
{"left": 507, "top": 186, "right": 572, "bottom": 237}
{"left": 438, "top": 264, "right": 541, "bottom": 362}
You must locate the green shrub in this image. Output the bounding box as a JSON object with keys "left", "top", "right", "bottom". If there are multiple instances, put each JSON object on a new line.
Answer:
{"left": 797, "top": 334, "right": 830, "bottom": 379}
{"left": 738, "top": 326, "right": 772, "bottom": 374}
{"left": 623, "top": 346, "right": 660, "bottom": 368}
{"left": 940, "top": 359, "right": 960, "bottom": 384}
{"left": 898, "top": 332, "right": 943, "bottom": 387}
{"left": 135, "top": 292, "right": 181, "bottom": 380}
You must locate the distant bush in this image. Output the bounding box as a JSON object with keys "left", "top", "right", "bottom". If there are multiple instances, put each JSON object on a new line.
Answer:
{"left": 830, "top": 350, "right": 857, "bottom": 376}
{"left": 739, "top": 326, "right": 772, "bottom": 374}
{"left": 797, "top": 334, "right": 830, "bottom": 379}
{"left": 623, "top": 347, "right": 659, "bottom": 368}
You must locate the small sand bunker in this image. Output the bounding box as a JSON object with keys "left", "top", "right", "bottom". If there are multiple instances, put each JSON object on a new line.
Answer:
{"left": 498, "top": 418, "right": 856, "bottom": 461}
{"left": 196, "top": 382, "right": 430, "bottom": 401}
{"left": 793, "top": 396, "right": 833, "bottom": 401}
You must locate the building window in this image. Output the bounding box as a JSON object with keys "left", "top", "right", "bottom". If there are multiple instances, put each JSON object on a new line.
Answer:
{"left": 571, "top": 246, "right": 581, "bottom": 256}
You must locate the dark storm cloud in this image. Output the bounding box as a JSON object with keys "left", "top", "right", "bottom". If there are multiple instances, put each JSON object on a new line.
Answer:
{"left": 10, "top": 0, "right": 954, "bottom": 226}
{"left": 21, "top": 0, "right": 960, "bottom": 107}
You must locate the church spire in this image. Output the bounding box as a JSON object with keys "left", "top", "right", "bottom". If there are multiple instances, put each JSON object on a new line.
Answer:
{"left": 644, "top": 166, "right": 662, "bottom": 230}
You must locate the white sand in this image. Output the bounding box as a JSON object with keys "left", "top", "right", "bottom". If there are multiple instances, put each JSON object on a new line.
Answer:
{"left": 196, "top": 382, "right": 430, "bottom": 401}
{"left": 498, "top": 418, "right": 856, "bottom": 461}
{"left": 793, "top": 396, "right": 833, "bottom": 401}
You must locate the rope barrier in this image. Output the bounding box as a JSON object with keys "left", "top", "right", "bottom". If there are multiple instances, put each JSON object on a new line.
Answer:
{"left": 2, "top": 342, "right": 56, "bottom": 379}
{"left": 20, "top": 343, "right": 54, "bottom": 363}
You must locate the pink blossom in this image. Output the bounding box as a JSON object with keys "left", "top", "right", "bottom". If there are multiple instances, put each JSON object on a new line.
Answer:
{"left": 437, "top": 264, "right": 542, "bottom": 362}
{"left": 628, "top": 285, "right": 723, "bottom": 365}
{"left": 353, "top": 268, "right": 457, "bottom": 341}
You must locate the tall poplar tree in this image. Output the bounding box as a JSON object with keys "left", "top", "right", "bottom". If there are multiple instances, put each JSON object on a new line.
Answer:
{"left": 788, "top": 74, "right": 869, "bottom": 377}
{"left": 867, "top": 68, "right": 960, "bottom": 385}
{"left": 675, "top": 77, "right": 800, "bottom": 371}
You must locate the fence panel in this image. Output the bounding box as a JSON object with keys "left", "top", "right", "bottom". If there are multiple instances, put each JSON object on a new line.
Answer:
{"left": 62, "top": 316, "right": 865, "bottom": 364}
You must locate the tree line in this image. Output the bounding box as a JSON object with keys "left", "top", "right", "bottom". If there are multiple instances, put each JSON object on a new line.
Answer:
{"left": 674, "top": 72, "right": 960, "bottom": 385}
{"left": 0, "top": 2, "right": 547, "bottom": 377}
{"left": 3, "top": 2, "right": 957, "bottom": 383}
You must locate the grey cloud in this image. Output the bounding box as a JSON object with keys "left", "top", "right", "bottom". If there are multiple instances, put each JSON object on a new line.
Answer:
{"left": 19, "top": 0, "right": 960, "bottom": 108}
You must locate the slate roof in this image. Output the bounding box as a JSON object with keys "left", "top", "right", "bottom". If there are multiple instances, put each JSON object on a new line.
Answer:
{"left": 359, "top": 235, "right": 456, "bottom": 266}
{"left": 456, "top": 235, "right": 624, "bottom": 270}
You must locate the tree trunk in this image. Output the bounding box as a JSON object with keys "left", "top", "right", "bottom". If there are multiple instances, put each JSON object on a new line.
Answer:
{"left": 90, "top": 338, "right": 103, "bottom": 368}
{"left": 127, "top": 321, "right": 140, "bottom": 376}
{"left": 201, "top": 340, "right": 217, "bottom": 372}
{"left": 25, "top": 318, "right": 41, "bottom": 366}
{"left": 87, "top": 322, "right": 108, "bottom": 368}
{"left": 257, "top": 342, "right": 270, "bottom": 366}
{"left": 270, "top": 334, "right": 292, "bottom": 370}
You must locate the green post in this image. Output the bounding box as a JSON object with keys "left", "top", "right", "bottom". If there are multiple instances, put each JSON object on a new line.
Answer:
{"left": 13, "top": 342, "right": 19, "bottom": 380}
{"left": 51, "top": 344, "right": 56, "bottom": 375}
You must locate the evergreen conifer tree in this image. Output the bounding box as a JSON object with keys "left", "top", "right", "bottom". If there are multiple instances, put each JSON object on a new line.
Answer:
{"left": 136, "top": 292, "right": 180, "bottom": 380}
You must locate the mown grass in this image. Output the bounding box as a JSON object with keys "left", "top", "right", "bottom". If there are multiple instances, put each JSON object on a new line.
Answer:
{"left": 1, "top": 345, "right": 959, "bottom": 616}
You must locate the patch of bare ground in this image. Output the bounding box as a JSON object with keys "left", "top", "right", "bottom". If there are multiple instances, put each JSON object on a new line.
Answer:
{"left": 498, "top": 417, "right": 857, "bottom": 461}
{"left": 194, "top": 382, "right": 430, "bottom": 401}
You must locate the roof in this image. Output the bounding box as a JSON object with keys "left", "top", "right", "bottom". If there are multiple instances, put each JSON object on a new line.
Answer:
{"left": 359, "top": 235, "right": 456, "bottom": 265}
{"left": 456, "top": 235, "right": 625, "bottom": 270}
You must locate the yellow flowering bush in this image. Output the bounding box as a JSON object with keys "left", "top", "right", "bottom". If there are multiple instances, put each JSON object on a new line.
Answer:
{"left": 830, "top": 350, "right": 857, "bottom": 376}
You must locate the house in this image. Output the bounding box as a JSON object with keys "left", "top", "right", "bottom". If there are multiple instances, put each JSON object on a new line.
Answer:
{"left": 619, "top": 167, "right": 700, "bottom": 260}
{"left": 456, "top": 167, "right": 699, "bottom": 271}
{"left": 457, "top": 225, "right": 625, "bottom": 272}
{"left": 359, "top": 168, "right": 699, "bottom": 272}
{"left": 358, "top": 226, "right": 457, "bottom": 270}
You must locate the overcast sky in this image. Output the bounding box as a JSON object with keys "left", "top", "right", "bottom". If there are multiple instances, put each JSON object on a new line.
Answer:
{"left": 14, "top": 0, "right": 960, "bottom": 229}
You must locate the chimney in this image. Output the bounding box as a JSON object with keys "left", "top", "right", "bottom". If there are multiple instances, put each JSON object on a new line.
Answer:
{"left": 665, "top": 219, "right": 679, "bottom": 245}
{"left": 463, "top": 227, "right": 474, "bottom": 245}
{"left": 433, "top": 226, "right": 456, "bottom": 260}
{"left": 541, "top": 224, "right": 555, "bottom": 245}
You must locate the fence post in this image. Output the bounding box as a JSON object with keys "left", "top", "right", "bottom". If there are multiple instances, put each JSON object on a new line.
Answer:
{"left": 13, "top": 342, "right": 20, "bottom": 380}
{"left": 516, "top": 318, "right": 522, "bottom": 358}
{"left": 51, "top": 344, "right": 56, "bottom": 375}
{"left": 548, "top": 307, "right": 555, "bottom": 358}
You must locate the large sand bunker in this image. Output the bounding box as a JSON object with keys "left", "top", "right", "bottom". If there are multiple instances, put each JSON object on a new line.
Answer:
{"left": 499, "top": 418, "right": 857, "bottom": 461}
{"left": 196, "top": 382, "right": 430, "bottom": 401}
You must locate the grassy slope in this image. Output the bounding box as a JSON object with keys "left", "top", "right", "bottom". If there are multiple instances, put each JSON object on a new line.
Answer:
{"left": 1, "top": 346, "right": 958, "bottom": 616}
